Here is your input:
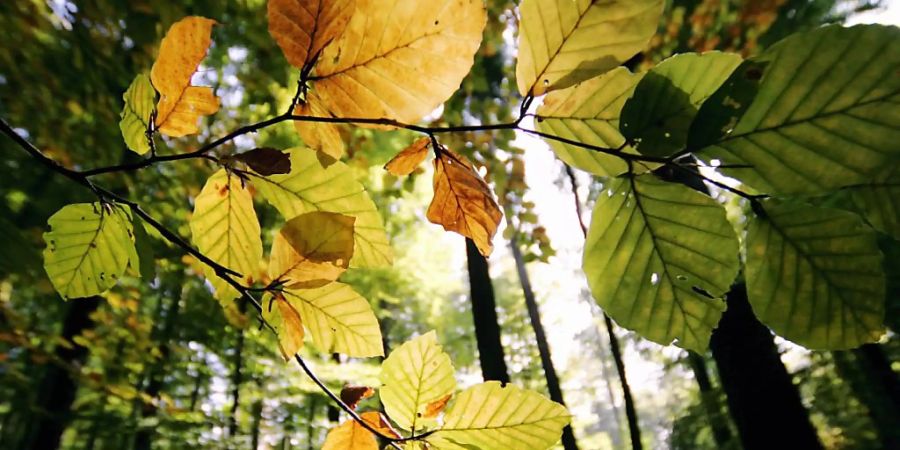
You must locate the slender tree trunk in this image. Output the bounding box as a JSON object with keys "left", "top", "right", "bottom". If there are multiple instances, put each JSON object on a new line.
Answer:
{"left": 228, "top": 328, "right": 245, "bottom": 439}
{"left": 465, "top": 238, "right": 510, "bottom": 383}
{"left": 250, "top": 395, "right": 264, "bottom": 450}
{"left": 27, "top": 296, "right": 101, "bottom": 450}
{"left": 564, "top": 165, "right": 643, "bottom": 450}
{"left": 832, "top": 344, "right": 900, "bottom": 449}
{"left": 509, "top": 234, "right": 579, "bottom": 450}
{"left": 307, "top": 396, "right": 318, "bottom": 450}
{"left": 686, "top": 352, "right": 734, "bottom": 448}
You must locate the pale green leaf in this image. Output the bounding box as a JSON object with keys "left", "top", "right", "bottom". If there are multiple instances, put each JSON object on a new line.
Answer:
{"left": 380, "top": 331, "right": 456, "bottom": 431}
{"left": 620, "top": 52, "right": 743, "bottom": 157}
{"left": 696, "top": 24, "right": 900, "bottom": 194}
{"left": 583, "top": 175, "right": 739, "bottom": 351}
{"left": 516, "top": 0, "right": 663, "bottom": 96}
{"left": 251, "top": 148, "right": 392, "bottom": 268}
{"left": 282, "top": 282, "right": 383, "bottom": 357}
{"left": 43, "top": 203, "right": 136, "bottom": 299}
{"left": 745, "top": 202, "right": 885, "bottom": 349}
{"left": 119, "top": 73, "right": 155, "bottom": 155}
{"left": 428, "top": 381, "right": 570, "bottom": 450}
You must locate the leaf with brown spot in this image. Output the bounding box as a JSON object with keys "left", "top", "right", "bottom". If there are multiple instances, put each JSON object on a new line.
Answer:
{"left": 426, "top": 148, "right": 502, "bottom": 256}
{"left": 150, "top": 17, "right": 220, "bottom": 137}
{"left": 359, "top": 411, "right": 401, "bottom": 439}
{"left": 268, "top": 211, "right": 355, "bottom": 289}
{"left": 340, "top": 385, "right": 374, "bottom": 410}
{"left": 268, "top": 0, "right": 355, "bottom": 69}
{"left": 234, "top": 147, "right": 292, "bottom": 176}
{"left": 384, "top": 137, "right": 430, "bottom": 176}
{"left": 423, "top": 393, "right": 452, "bottom": 419}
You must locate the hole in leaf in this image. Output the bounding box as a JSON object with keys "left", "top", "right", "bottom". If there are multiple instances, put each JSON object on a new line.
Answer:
{"left": 650, "top": 273, "right": 659, "bottom": 285}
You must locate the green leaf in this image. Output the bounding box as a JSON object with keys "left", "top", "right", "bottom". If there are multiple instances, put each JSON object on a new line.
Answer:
{"left": 687, "top": 59, "right": 767, "bottom": 151}
{"left": 428, "top": 381, "right": 570, "bottom": 450}
{"left": 745, "top": 202, "right": 885, "bottom": 349}
{"left": 251, "top": 148, "right": 392, "bottom": 268}
{"left": 119, "top": 73, "right": 155, "bottom": 155}
{"left": 844, "top": 165, "right": 900, "bottom": 241}
{"left": 380, "top": 331, "right": 456, "bottom": 431}
{"left": 43, "top": 203, "right": 136, "bottom": 299}
{"left": 696, "top": 24, "right": 900, "bottom": 195}
{"left": 620, "top": 52, "right": 743, "bottom": 157}
{"left": 516, "top": 0, "right": 663, "bottom": 96}
{"left": 281, "top": 282, "right": 383, "bottom": 357}
{"left": 535, "top": 67, "right": 641, "bottom": 176}
{"left": 130, "top": 214, "right": 156, "bottom": 281}
{"left": 583, "top": 175, "right": 739, "bottom": 351}
{"left": 189, "top": 169, "right": 263, "bottom": 314}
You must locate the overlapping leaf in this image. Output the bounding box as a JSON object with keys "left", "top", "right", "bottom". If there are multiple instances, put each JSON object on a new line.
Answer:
{"left": 844, "top": 165, "right": 900, "bottom": 240}
{"left": 745, "top": 202, "right": 885, "bottom": 349}
{"left": 428, "top": 381, "right": 571, "bottom": 450}
{"left": 294, "top": 95, "right": 346, "bottom": 162}
{"left": 583, "top": 175, "right": 739, "bottom": 351}
{"left": 263, "top": 294, "right": 306, "bottom": 359}
{"left": 695, "top": 24, "right": 900, "bottom": 194}
{"left": 268, "top": 0, "right": 355, "bottom": 68}
{"left": 380, "top": 331, "right": 456, "bottom": 431}
{"left": 535, "top": 67, "right": 642, "bottom": 176}
{"left": 251, "top": 149, "right": 392, "bottom": 268}
{"left": 322, "top": 412, "right": 399, "bottom": 450}
{"left": 233, "top": 147, "right": 291, "bottom": 176}
{"left": 119, "top": 73, "right": 155, "bottom": 155}
{"left": 427, "top": 148, "right": 502, "bottom": 256}
{"left": 43, "top": 203, "right": 136, "bottom": 299}
{"left": 268, "top": 211, "right": 355, "bottom": 288}
{"left": 385, "top": 137, "right": 430, "bottom": 176}
{"left": 150, "top": 16, "right": 220, "bottom": 137}
{"left": 516, "top": 0, "right": 663, "bottom": 96}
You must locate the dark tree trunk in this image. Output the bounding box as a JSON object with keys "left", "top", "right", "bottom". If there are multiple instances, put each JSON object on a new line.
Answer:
{"left": 28, "top": 296, "right": 101, "bottom": 450}
{"left": 509, "top": 235, "right": 580, "bottom": 450}
{"left": 228, "top": 328, "right": 245, "bottom": 439}
{"left": 833, "top": 344, "right": 900, "bottom": 449}
{"left": 307, "top": 396, "right": 318, "bottom": 450}
{"left": 250, "top": 395, "right": 264, "bottom": 450}
{"left": 327, "top": 353, "right": 341, "bottom": 422}
{"left": 465, "top": 238, "right": 510, "bottom": 383}
{"left": 710, "top": 283, "right": 823, "bottom": 450}
{"left": 686, "top": 351, "right": 734, "bottom": 448}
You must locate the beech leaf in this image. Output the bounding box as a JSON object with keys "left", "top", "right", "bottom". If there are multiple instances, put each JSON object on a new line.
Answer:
{"left": 267, "top": 0, "right": 355, "bottom": 69}
{"left": 384, "top": 137, "right": 430, "bottom": 176}
{"left": 294, "top": 97, "right": 345, "bottom": 161}
{"left": 339, "top": 385, "right": 375, "bottom": 410}
{"left": 233, "top": 147, "right": 291, "bottom": 176}
{"left": 263, "top": 293, "right": 306, "bottom": 360}
{"left": 268, "top": 211, "right": 355, "bottom": 289}
{"left": 119, "top": 73, "right": 155, "bottom": 155}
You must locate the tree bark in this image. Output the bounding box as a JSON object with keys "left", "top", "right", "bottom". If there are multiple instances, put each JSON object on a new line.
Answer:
{"left": 465, "top": 238, "right": 510, "bottom": 383}
{"left": 686, "top": 352, "right": 734, "bottom": 448}
{"left": 509, "top": 235, "right": 579, "bottom": 450}
{"left": 832, "top": 344, "right": 900, "bottom": 449}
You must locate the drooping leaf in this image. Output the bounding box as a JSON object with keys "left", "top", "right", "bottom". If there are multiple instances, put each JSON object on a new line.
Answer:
{"left": 516, "top": 0, "right": 663, "bottom": 96}
{"left": 282, "top": 283, "right": 383, "bottom": 357}
{"left": 130, "top": 214, "right": 156, "bottom": 281}
{"left": 267, "top": 0, "right": 355, "bottom": 69}
{"left": 535, "top": 67, "right": 642, "bottom": 176}
{"left": 696, "top": 24, "right": 900, "bottom": 194}
{"left": 380, "top": 331, "right": 456, "bottom": 431}
{"left": 150, "top": 16, "right": 220, "bottom": 137}
{"left": 294, "top": 97, "right": 346, "bottom": 162}
{"left": 428, "top": 381, "right": 571, "bottom": 450}
{"left": 305, "top": 0, "right": 486, "bottom": 125}
{"left": 384, "top": 137, "right": 430, "bottom": 176}
{"left": 119, "top": 73, "right": 155, "bottom": 155}
{"left": 620, "top": 52, "right": 743, "bottom": 157}
{"left": 251, "top": 148, "right": 392, "bottom": 268}
{"left": 583, "top": 175, "right": 739, "bottom": 351}
{"left": 340, "top": 385, "right": 374, "bottom": 410}
{"left": 263, "top": 293, "right": 305, "bottom": 359}
{"left": 233, "top": 147, "right": 291, "bottom": 176}
{"left": 189, "top": 170, "right": 263, "bottom": 308}
{"left": 745, "top": 202, "right": 885, "bottom": 349}
{"left": 426, "top": 148, "right": 502, "bottom": 256}
{"left": 844, "top": 165, "right": 900, "bottom": 240}
{"left": 43, "top": 203, "right": 136, "bottom": 299}
{"left": 268, "top": 211, "right": 355, "bottom": 289}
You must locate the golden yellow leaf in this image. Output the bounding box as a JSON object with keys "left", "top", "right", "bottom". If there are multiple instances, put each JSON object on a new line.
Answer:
{"left": 426, "top": 148, "right": 502, "bottom": 256}
{"left": 150, "top": 16, "right": 220, "bottom": 137}
{"left": 384, "top": 137, "right": 430, "bottom": 176}
{"left": 265, "top": 293, "right": 306, "bottom": 360}
{"left": 423, "top": 393, "right": 452, "bottom": 419}
{"left": 308, "top": 0, "right": 486, "bottom": 125}
{"left": 268, "top": 0, "right": 355, "bottom": 68}
{"left": 268, "top": 211, "right": 355, "bottom": 289}
{"left": 322, "top": 417, "right": 378, "bottom": 450}
{"left": 340, "top": 385, "right": 375, "bottom": 410}
{"left": 359, "top": 411, "right": 401, "bottom": 439}
{"left": 294, "top": 97, "right": 345, "bottom": 161}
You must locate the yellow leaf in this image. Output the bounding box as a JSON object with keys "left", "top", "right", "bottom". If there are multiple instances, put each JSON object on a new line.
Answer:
{"left": 268, "top": 211, "right": 355, "bottom": 289}
{"left": 385, "top": 137, "right": 430, "bottom": 176}
{"left": 359, "top": 411, "right": 401, "bottom": 439}
{"left": 308, "top": 0, "right": 486, "bottom": 125}
{"left": 294, "top": 97, "right": 345, "bottom": 161}
{"left": 268, "top": 0, "right": 355, "bottom": 69}
{"left": 516, "top": 0, "right": 663, "bottom": 96}
{"left": 423, "top": 393, "right": 452, "bottom": 419}
{"left": 263, "top": 293, "right": 305, "bottom": 360}
{"left": 426, "top": 148, "right": 502, "bottom": 256}
{"left": 150, "top": 16, "right": 220, "bottom": 137}
{"left": 322, "top": 417, "right": 377, "bottom": 450}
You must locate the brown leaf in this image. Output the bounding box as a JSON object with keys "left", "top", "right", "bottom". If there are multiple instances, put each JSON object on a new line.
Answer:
{"left": 234, "top": 147, "right": 292, "bottom": 176}
{"left": 340, "top": 385, "right": 375, "bottom": 410}
{"left": 272, "top": 294, "right": 305, "bottom": 360}
{"left": 268, "top": 0, "right": 355, "bottom": 69}
{"left": 268, "top": 211, "right": 355, "bottom": 289}
{"left": 384, "top": 137, "right": 430, "bottom": 176}
{"left": 426, "top": 148, "right": 502, "bottom": 256}
{"left": 422, "top": 393, "right": 452, "bottom": 418}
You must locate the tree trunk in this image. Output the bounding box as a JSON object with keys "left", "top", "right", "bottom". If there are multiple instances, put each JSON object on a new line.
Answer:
{"left": 307, "top": 396, "right": 318, "bottom": 450}
{"left": 686, "top": 352, "right": 734, "bottom": 448}
{"left": 709, "top": 283, "right": 823, "bottom": 450}
{"left": 465, "top": 238, "right": 510, "bottom": 383}
{"left": 27, "top": 296, "right": 101, "bottom": 450}
{"left": 327, "top": 353, "right": 341, "bottom": 423}
{"left": 228, "top": 328, "right": 245, "bottom": 439}
{"left": 832, "top": 344, "right": 900, "bottom": 449}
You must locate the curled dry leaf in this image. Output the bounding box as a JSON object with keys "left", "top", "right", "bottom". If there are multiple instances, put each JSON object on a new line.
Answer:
{"left": 427, "top": 148, "right": 502, "bottom": 256}
{"left": 384, "top": 137, "right": 430, "bottom": 176}
{"left": 234, "top": 147, "right": 292, "bottom": 176}
{"left": 340, "top": 385, "right": 375, "bottom": 410}
{"left": 423, "top": 393, "right": 452, "bottom": 419}
{"left": 150, "top": 16, "right": 220, "bottom": 137}
{"left": 268, "top": 211, "right": 355, "bottom": 289}
{"left": 267, "top": 0, "right": 355, "bottom": 69}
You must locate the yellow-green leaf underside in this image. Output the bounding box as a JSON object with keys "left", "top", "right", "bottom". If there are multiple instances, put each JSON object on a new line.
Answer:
{"left": 119, "top": 73, "right": 155, "bottom": 155}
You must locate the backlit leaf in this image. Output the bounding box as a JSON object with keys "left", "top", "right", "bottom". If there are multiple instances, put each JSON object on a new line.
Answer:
{"left": 263, "top": 293, "right": 305, "bottom": 360}
{"left": 267, "top": 0, "right": 355, "bottom": 69}
{"left": 428, "top": 381, "right": 571, "bottom": 450}
{"left": 516, "top": 0, "right": 663, "bottom": 96}
{"left": 294, "top": 96, "right": 346, "bottom": 162}
{"left": 423, "top": 393, "right": 452, "bottom": 419}
{"left": 745, "top": 202, "right": 885, "bottom": 349}
{"left": 583, "top": 175, "right": 739, "bottom": 352}
{"left": 844, "top": 165, "right": 900, "bottom": 241}
{"left": 251, "top": 148, "right": 392, "bottom": 268}
{"left": 150, "top": 16, "right": 220, "bottom": 137}
{"left": 119, "top": 73, "right": 155, "bottom": 155}
{"left": 426, "top": 148, "right": 502, "bottom": 256}
{"left": 233, "top": 147, "right": 291, "bottom": 176}
{"left": 268, "top": 211, "right": 355, "bottom": 289}
{"left": 322, "top": 417, "right": 377, "bottom": 450}
{"left": 340, "top": 385, "right": 374, "bottom": 410}
{"left": 43, "top": 203, "right": 136, "bottom": 299}
{"left": 380, "top": 331, "right": 456, "bottom": 431}
{"left": 384, "top": 137, "right": 430, "bottom": 176}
